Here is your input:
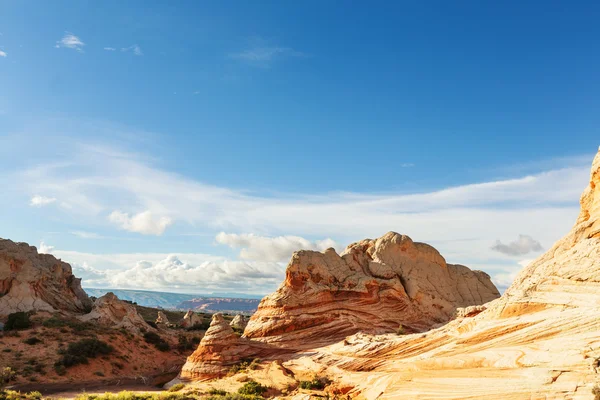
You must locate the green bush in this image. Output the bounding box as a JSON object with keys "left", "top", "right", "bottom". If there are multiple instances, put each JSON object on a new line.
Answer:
{"left": 143, "top": 332, "right": 170, "bottom": 352}
{"left": 0, "top": 390, "right": 42, "bottom": 400}
{"left": 237, "top": 380, "right": 268, "bottom": 396}
{"left": 56, "top": 338, "right": 113, "bottom": 367}
{"left": 208, "top": 389, "right": 228, "bottom": 395}
{"left": 4, "top": 312, "right": 31, "bottom": 331}
{"left": 0, "top": 367, "right": 16, "bottom": 389}
{"left": 299, "top": 376, "right": 331, "bottom": 390}
{"left": 396, "top": 324, "right": 405, "bottom": 335}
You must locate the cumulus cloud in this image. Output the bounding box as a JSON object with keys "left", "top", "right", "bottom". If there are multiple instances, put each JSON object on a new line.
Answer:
{"left": 51, "top": 248, "right": 285, "bottom": 295}
{"left": 491, "top": 235, "right": 543, "bottom": 256}
{"left": 55, "top": 32, "right": 85, "bottom": 52}
{"left": 109, "top": 210, "right": 172, "bottom": 236}
{"left": 38, "top": 241, "right": 54, "bottom": 254}
{"left": 29, "top": 195, "right": 57, "bottom": 207}
{"left": 121, "top": 45, "right": 143, "bottom": 56}
{"left": 0, "top": 50, "right": 6, "bottom": 57}
{"left": 215, "top": 232, "right": 338, "bottom": 262}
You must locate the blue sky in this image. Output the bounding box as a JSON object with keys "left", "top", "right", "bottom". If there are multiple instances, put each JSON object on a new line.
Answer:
{"left": 0, "top": 1, "right": 599, "bottom": 295}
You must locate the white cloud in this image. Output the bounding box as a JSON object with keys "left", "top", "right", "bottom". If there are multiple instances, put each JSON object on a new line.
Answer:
{"left": 0, "top": 50, "right": 6, "bottom": 58}
{"left": 103, "top": 47, "right": 116, "bottom": 51}
{"left": 55, "top": 32, "right": 85, "bottom": 52}
{"left": 491, "top": 234, "right": 543, "bottom": 256}
{"left": 401, "top": 163, "right": 414, "bottom": 168}
{"left": 109, "top": 210, "right": 172, "bottom": 235}
{"left": 51, "top": 248, "right": 285, "bottom": 295}
{"left": 29, "top": 195, "right": 57, "bottom": 207}
{"left": 38, "top": 241, "right": 55, "bottom": 254}
{"left": 230, "top": 38, "right": 307, "bottom": 67}
{"left": 216, "top": 232, "right": 338, "bottom": 262}
{"left": 8, "top": 136, "right": 595, "bottom": 293}
{"left": 121, "top": 45, "right": 143, "bottom": 56}
{"left": 71, "top": 231, "right": 103, "bottom": 239}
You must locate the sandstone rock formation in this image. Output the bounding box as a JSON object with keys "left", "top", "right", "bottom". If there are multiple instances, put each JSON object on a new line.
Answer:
{"left": 277, "top": 147, "right": 600, "bottom": 399}
{"left": 156, "top": 311, "right": 170, "bottom": 325}
{"left": 180, "top": 313, "right": 249, "bottom": 380}
{"left": 230, "top": 314, "right": 248, "bottom": 331}
{"left": 0, "top": 239, "right": 92, "bottom": 317}
{"left": 79, "top": 292, "right": 152, "bottom": 333}
{"left": 245, "top": 233, "right": 499, "bottom": 347}
{"left": 180, "top": 313, "right": 290, "bottom": 381}
{"left": 180, "top": 309, "right": 203, "bottom": 329}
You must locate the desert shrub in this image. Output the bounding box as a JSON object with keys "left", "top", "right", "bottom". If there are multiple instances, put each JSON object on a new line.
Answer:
{"left": 143, "top": 331, "right": 170, "bottom": 352}
{"left": 168, "top": 384, "right": 185, "bottom": 392}
{"left": 299, "top": 376, "right": 331, "bottom": 390}
{"left": 54, "top": 365, "right": 66, "bottom": 376}
{"left": 228, "top": 358, "right": 261, "bottom": 375}
{"left": 208, "top": 389, "right": 228, "bottom": 395}
{"left": 237, "top": 380, "right": 268, "bottom": 396}
{"left": 55, "top": 338, "right": 113, "bottom": 367}
{"left": 593, "top": 385, "right": 600, "bottom": 400}
{"left": 186, "top": 320, "right": 211, "bottom": 331}
{"left": 94, "top": 371, "right": 104, "bottom": 377}
{"left": 42, "top": 316, "right": 93, "bottom": 332}
{"left": 4, "top": 312, "right": 31, "bottom": 331}
{"left": 0, "top": 367, "right": 16, "bottom": 389}
{"left": 177, "top": 336, "right": 193, "bottom": 352}
{"left": 0, "top": 390, "right": 42, "bottom": 400}
{"left": 146, "top": 321, "right": 158, "bottom": 329}
{"left": 23, "top": 337, "right": 42, "bottom": 345}
{"left": 396, "top": 324, "right": 405, "bottom": 335}
{"left": 247, "top": 358, "right": 260, "bottom": 370}
{"left": 74, "top": 391, "right": 200, "bottom": 400}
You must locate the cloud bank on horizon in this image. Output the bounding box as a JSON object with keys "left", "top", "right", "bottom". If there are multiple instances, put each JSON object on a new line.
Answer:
{"left": 2, "top": 131, "right": 592, "bottom": 296}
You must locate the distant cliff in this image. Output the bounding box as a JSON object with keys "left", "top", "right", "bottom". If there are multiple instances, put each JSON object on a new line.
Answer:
{"left": 85, "top": 288, "right": 260, "bottom": 313}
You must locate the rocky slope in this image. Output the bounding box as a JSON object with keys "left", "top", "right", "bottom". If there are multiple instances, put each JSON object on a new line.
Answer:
{"left": 244, "top": 232, "right": 499, "bottom": 347}
{"left": 0, "top": 240, "right": 92, "bottom": 316}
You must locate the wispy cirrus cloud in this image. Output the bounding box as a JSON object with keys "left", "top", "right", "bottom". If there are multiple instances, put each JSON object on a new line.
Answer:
{"left": 121, "top": 44, "right": 143, "bottom": 56}
{"left": 103, "top": 47, "right": 116, "bottom": 51}
{"left": 229, "top": 37, "right": 308, "bottom": 68}
{"left": 4, "top": 127, "right": 594, "bottom": 294}
{"left": 55, "top": 32, "right": 85, "bottom": 52}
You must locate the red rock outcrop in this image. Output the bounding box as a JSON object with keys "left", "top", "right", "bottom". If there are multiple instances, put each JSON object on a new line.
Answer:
{"left": 78, "top": 292, "right": 152, "bottom": 333}
{"left": 244, "top": 233, "right": 499, "bottom": 347}
{"left": 0, "top": 239, "right": 92, "bottom": 317}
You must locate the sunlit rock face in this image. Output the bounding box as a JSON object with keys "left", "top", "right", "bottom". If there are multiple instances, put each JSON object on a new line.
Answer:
{"left": 79, "top": 292, "right": 152, "bottom": 334}
{"left": 244, "top": 232, "right": 500, "bottom": 347}
{"left": 293, "top": 147, "right": 600, "bottom": 399}
{"left": 0, "top": 240, "right": 92, "bottom": 316}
